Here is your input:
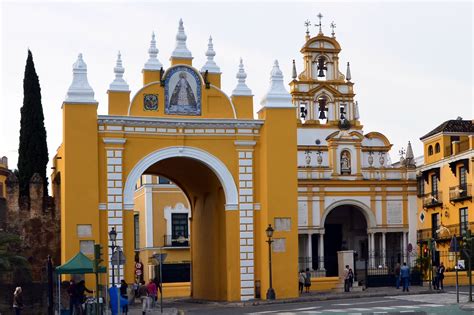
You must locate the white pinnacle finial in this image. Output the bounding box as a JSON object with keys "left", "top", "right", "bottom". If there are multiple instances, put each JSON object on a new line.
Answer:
{"left": 171, "top": 18, "right": 192, "bottom": 59}
{"left": 65, "top": 53, "right": 96, "bottom": 103}
{"left": 109, "top": 51, "right": 130, "bottom": 91}
{"left": 292, "top": 59, "right": 297, "bottom": 79}
{"left": 201, "top": 36, "right": 220, "bottom": 73}
{"left": 346, "top": 62, "right": 352, "bottom": 82}
{"left": 405, "top": 141, "right": 415, "bottom": 167}
{"left": 354, "top": 101, "right": 360, "bottom": 120}
{"left": 144, "top": 31, "right": 163, "bottom": 70}
{"left": 260, "top": 60, "right": 292, "bottom": 108}
{"left": 232, "top": 58, "right": 252, "bottom": 96}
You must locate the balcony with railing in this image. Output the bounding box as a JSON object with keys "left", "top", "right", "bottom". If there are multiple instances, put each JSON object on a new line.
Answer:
{"left": 163, "top": 235, "right": 189, "bottom": 248}
{"left": 449, "top": 184, "right": 472, "bottom": 203}
{"left": 417, "top": 222, "right": 474, "bottom": 242}
{"left": 422, "top": 191, "right": 443, "bottom": 208}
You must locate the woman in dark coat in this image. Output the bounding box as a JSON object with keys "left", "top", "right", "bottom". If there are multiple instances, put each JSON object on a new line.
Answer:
{"left": 13, "top": 287, "right": 24, "bottom": 315}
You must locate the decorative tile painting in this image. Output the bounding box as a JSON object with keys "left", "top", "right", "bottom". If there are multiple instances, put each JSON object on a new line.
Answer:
{"left": 144, "top": 94, "right": 158, "bottom": 111}
{"left": 164, "top": 66, "right": 201, "bottom": 116}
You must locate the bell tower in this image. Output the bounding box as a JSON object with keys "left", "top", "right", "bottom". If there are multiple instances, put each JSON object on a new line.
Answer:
{"left": 290, "top": 14, "right": 360, "bottom": 128}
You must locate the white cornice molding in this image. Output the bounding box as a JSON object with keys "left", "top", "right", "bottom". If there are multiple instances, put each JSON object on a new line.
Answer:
{"left": 418, "top": 149, "right": 474, "bottom": 172}
{"left": 97, "top": 115, "right": 264, "bottom": 129}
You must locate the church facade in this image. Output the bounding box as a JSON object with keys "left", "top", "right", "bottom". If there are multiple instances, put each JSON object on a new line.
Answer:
{"left": 291, "top": 24, "right": 418, "bottom": 279}
{"left": 53, "top": 17, "right": 418, "bottom": 301}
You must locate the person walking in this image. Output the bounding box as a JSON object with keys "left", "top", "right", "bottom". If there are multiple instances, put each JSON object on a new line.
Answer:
{"left": 147, "top": 279, "right": 157, "bottom": 308}
{"left": 298, "top": 270, "right": 305, "bottom": 294}
{"left": 74, "top": 280, "right": 92, "bottom": 315}
{"left": 400, "top": 262, "right": 410, "bottom": 292}
{"left": 137, "top": 280, "right": 149, "bottom": 315}
{"left": 438, "top": 262, "right": 445, "bottom": 290}
{"left": 432, "top": 264, "right": 439, "bottom": 290}
{"left": 343, "top": 265, "right": 350, "bottom": 292}
{"left": 348, "top": 268, "right": 354, "bottom": 289}
{"left": 304, "top": 268, "right": 312, "bottom": 293}
{"left": 13, "top": 287, "right": 24, "bottom": 315}
{"left": 67, "top": 279, "right": 76, "bottom": 314}
{"left": 394, "top": 263, "right": 401, "bottom": 289}
{"left": 120, "top": 279, "right": 129, "bottom": 314}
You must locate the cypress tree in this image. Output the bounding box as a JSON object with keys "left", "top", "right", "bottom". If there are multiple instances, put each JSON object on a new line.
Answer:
{"left": 17, "top": 50, "right": 49, "bottom": 197}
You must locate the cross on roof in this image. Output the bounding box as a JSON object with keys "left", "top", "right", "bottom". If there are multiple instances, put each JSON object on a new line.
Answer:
{"left": 316, "top": 12, "right": 323, "bottom": 34}
{"left": 304, "top": 20, "right": 311, "bottom": 35}
{"left": 330, "top": 21, "right": 336, "bottom": 37}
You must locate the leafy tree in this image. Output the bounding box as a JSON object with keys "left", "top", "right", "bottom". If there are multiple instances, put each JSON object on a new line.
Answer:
{"left": 17, "top": 50, "right": 49, "bottom": 197}
{"left": 0, "top": 231, "right": 31, "bottom": 283}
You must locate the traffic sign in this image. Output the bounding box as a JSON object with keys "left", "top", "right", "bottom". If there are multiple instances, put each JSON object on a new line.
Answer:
{"left": 153, "top": 253, "right": 168, "bottom": 264}
{"left": 111, "top": 250, "right": 126, "bottom": 266}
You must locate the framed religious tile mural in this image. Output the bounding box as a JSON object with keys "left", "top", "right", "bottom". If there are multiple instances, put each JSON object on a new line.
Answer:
{"left": 164, "top": 66, "right": 201, "bottom": 116}
{"left": 143, "top": 94, "right": 158, "bottom": 111}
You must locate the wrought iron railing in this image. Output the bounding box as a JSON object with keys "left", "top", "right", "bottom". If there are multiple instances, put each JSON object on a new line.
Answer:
{"left": 422, "top": 191, "right": 443, "bottom": 208}
{"left": 163, "top": 235, "right": 189, "bottom": 247}
{"left": 417, "top": 222, "right": 474, "bottom": 242}
{"left": 449, "top": 184, "right": 472, "bottom": 202}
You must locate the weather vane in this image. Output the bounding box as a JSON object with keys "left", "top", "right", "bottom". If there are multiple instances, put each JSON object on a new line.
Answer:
{"left": 330, "top": 21, "right": 336, "bottom": 37}
{"left": 304, "top": 20, "right": 311, "bottom": 36}
{"left": 316, "top": 12, "right": 323, "bottom": 34}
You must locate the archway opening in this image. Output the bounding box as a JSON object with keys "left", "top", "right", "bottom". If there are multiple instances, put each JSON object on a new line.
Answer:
{"left": 323, "top": 205, "right": 367, "bottom": 277}
{"left": 133, "top": 156, "right": 229, "bottom": 301}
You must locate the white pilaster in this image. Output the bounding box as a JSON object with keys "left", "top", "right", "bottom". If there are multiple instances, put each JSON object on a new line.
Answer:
{"left": 236, "top": 142, "right": 256, "bottom": 301}
{"left": 401, "top": 232, "right": 407, "bottom": 263}
{"left": 318, "top": 233, "right": 325, "bottom": 271}
{"left": 307, "top": 234, "right": 313, "bottom": 269}
{"left": 369, "top": 232, "right": 375, "bottom": 268}
{"left": 144, "top": 180, "right": 153, "bottom": 247}
{"left": 382, "top": 232, "right": 386, "bottom": 267}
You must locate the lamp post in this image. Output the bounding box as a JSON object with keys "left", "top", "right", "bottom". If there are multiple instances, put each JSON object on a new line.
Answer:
{"left": 109, "top": 227, "right": 117, "bottom": 287}
{"left": 265, "top": 224, "right": 276, "bottom": 300}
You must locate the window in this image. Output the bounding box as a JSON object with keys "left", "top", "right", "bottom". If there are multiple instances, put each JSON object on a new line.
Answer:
{"left": 460, "top": 207, "right": 468, "bottom": 237}
{"left": 171, "top": 213, "right": 188, "bottom": 238}
{"left": 431, "top": 213, "right": 439, "bottom": 239}
{"left": 158, "top": 176, "right": 171, "bottom": 185}
{"left": 431, "top": 174, "right": 438, "bottom": 195}
{"left": 435, "top": 143, "right": 440, "bottom": 153}
{"left": 459, "top": 166, "right": 467, "bottom": 188}
{"left": 428, "top": 145, "right": 433, "bottom": 156}
{"left": 134, "top": 214, "right": 140, "bottom": 250}
{"left": 417, "top": 178, "right": 424, "bottom": 196}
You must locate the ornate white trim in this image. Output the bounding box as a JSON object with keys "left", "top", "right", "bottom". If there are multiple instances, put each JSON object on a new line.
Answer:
{"left": 234, "top": 141, "right": 257, "bottom": 147}
{"left": 98, "top": 116, "right": 263, "bottom": 129}
{"left": 123, "top": 146, "right": 238, "bottom": 210}
{"left": 321, "top": 199, "right": 377, "bottom": 228}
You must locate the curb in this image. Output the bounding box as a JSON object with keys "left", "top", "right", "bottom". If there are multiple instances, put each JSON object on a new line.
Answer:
{"left": 459, "top": 302, "right": 474, "bottom": 311}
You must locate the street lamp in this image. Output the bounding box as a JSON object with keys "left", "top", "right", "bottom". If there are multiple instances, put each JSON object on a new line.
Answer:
{"left": 109, "top": 227, "right": 117, "bottom": 287}
{"left": 266, "top": 224, "right": 276, "bottom": 300}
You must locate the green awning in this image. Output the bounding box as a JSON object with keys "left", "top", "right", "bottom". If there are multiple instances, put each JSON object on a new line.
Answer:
{"left": 55, "top": 251, "right": 106, "bottom": 274}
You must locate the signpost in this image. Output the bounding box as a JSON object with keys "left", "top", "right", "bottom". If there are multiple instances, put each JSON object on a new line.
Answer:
{"left": 112, "top": 248, "right": 126, "bottom": 315}
{"left": 449, "top": 235, "right": 460, "bottom": 303}
{"left": 153, "top": 252, "right": 168, "bottom": 314}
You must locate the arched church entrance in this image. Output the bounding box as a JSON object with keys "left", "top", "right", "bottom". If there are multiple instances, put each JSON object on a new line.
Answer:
{"left": 323, "top": 205, "right": 368, "bottom": 277}
{"left": 123, "top": 147, "right": 240, "bottom": 301}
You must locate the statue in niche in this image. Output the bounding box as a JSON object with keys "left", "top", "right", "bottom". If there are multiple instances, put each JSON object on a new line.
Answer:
{"left": 340, "top": 150, "right": 351, "bottom": 175}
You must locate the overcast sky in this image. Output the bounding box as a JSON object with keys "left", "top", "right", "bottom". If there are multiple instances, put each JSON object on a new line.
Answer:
{"left": 0, "top": 1, "right": 473, "bottom": 174}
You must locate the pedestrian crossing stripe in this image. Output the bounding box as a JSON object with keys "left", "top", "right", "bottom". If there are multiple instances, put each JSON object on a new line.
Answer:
{"left": 245, "top": 303, "right": 446, "bottom": 314}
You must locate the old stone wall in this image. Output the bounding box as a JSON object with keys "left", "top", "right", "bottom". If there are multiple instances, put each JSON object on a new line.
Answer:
{"left": 2, "top": 172, "right": 61, "bottom": 282}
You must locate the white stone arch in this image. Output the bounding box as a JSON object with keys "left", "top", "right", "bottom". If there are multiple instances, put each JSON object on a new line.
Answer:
{"left": 123, "top": 146, "right": 238, "bottom": 210}
{"left": 321, "top": 199, "right": 376, "bottom": 228}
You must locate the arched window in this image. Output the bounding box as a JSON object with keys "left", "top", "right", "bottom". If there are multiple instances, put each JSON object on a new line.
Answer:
{"left": 428, "top": 145, "right": 433, "bottom": 156}
{"left": 435, "top": 143, "right": 440, "bottom": 153}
